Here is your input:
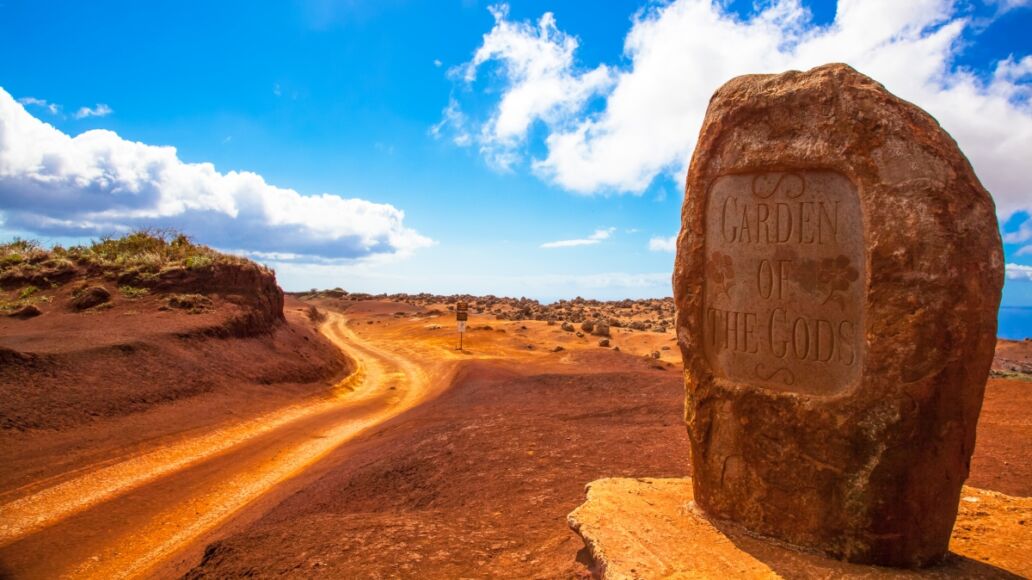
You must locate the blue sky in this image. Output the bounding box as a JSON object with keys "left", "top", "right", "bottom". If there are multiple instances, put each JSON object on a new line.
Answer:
{"left": 1, "top": 1, "right": 1031, "bottom": 336}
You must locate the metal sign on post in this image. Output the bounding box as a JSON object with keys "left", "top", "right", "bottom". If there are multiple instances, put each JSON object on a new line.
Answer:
{"left": 456, "top": 301, "right": 469, "bottom": 350}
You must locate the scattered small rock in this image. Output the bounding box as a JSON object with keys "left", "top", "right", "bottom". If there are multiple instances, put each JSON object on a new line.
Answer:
{"left": 561, "top": 322, "right": 575, "bottom": 332}
{"left": 598, "top": 338, "right": 610, "bottom": 347}
{"left": 552, "top": 346, "right": 564, "bottom": 352}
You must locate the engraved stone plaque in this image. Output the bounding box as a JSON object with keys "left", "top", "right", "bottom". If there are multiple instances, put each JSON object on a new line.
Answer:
{"left": 674, "top": 64, "right": 1003, "bottom": 567}
{"left": 703, "top": 171, "right": 863, "bottom": 396}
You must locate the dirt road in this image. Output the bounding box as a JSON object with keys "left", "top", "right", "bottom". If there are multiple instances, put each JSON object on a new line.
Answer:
{"left": 0, "top": 312, "right": 446, "bottom": 579}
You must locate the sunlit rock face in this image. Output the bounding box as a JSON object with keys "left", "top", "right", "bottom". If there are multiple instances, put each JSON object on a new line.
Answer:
{"left": 673, "top": 63, "right": 1004, "bottom": 567}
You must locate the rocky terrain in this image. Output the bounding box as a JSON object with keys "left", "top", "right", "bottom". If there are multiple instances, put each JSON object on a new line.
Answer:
{"left": 292, "top": 289, "right": 676, "bottom": 332}
{"left": 992, "top": 338, "right": 1032, "bottom": 380}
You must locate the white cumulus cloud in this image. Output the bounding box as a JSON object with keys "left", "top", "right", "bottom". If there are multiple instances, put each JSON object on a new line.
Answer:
{"left": 648, "top": 235, "right": 677, "bottom": 252}
{"left": 541, "top": 227, "right": 615, "bottom": 248}
{"left": 451, "top": 4, "right": 614, "bottom": 171}
{"left": 445, "top": 0, "right": 1032, "bottom": 229}
{"left": 0, "top": 87, "right": 432, "bottom": 262}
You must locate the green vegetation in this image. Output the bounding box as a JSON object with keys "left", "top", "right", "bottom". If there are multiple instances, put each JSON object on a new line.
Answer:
{"left": 0, "top": 230, "right": 255, "bottom": 285}
{"left": 0, "top": 239, "right": 47, "bottom": 267}
{"left": 0, "top": 284, "right": 51, "bottom": 313}
{"left": 166, "top": 293, "right": 214, "bottom": 314}
{"left": 119, "top": 285, "right": 150, "bottom": 299}
{"left": 70, "top": 230, "right": 242, "bottom": 272}
{"left": 184, "top": 254, "right": 214, "bottom": 270}
{"left": 1, "top": 231, "right": 269, "bottom": 316}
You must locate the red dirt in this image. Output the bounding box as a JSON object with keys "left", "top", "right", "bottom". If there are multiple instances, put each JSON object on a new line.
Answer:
{"left": 184, "top": 301, "right": 1031, "bottom": 578}
{"left": 1, "top": 293, "right": 1027, "bottom": 578}
{"left": 0, "top": 282, "right": 347, "bottom": 500}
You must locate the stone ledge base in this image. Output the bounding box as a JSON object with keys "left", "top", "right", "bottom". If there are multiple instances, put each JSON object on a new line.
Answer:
{"left": 567, "top": 478, "right": 1031, "bottom": 579}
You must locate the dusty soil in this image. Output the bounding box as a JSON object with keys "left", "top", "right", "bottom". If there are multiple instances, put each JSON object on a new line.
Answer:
{"left": 1, "top": 271, "right": 342, "bottom": 433}
{"left": 0, "top": 266, "right": 363, "bottom": 579}
{"left": 0, "top": 292, "right": 349, "bottom": 488}
{"left": 185, "top": 300, "right": 1031, "bottom": 578}
{"left": 0, "top": 291, "right": 1027, "bottom": 578}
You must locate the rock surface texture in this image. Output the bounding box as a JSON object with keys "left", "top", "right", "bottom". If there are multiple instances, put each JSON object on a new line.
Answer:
{"left": 673, "top": 64, "right": 1004, "bottom": 566}
{"left": 568, "top": 478, "right": 1031, "bottom": 578}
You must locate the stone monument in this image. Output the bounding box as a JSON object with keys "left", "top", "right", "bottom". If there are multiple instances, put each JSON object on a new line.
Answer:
{"left": 673, "top": 63, "right": 1003, "bottom": 566}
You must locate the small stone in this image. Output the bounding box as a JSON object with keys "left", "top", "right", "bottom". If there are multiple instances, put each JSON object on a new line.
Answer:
{"left": 598, "top": 338, "right": 610, "bottom": 347}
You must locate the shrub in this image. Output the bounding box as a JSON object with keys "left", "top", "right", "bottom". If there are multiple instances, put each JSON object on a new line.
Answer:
{"left": 184, "top": 255, "right": 213, "bottom": 270}
{"left": 0, "top": 239, "right": 45, "bottom": 269}
{"left": 1, "top": 230, "right": 262, "bottom": 288}
{"left": 306, "top": 305, "right": 327, "bottom": 323}
{"left": 18, "top": 285, "right": 39, "bottom": 300}
{"left": 166, "top": 293, "right": 213, "bottom": 313}
{"left": 119, "top": 285, "right": 150, "bottom": 299}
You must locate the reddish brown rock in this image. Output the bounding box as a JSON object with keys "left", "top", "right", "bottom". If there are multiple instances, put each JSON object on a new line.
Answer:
{"left": 673, "top": 64, "right": 1004, "bottom": 567}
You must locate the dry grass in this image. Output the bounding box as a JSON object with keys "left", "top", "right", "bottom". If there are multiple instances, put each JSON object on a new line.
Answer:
{"left": 0, "top": 284, "right": 53, "bottom": 313}
{"left": 0, "top": 230, "right": 260, "bottom": 287}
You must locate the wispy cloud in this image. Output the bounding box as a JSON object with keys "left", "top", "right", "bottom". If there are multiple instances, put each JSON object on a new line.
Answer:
{"left": 1006, "top": 263, "right": 1032, "bottom": 281}
{"left": 0, "top": 87, "right": 432, "bottom": 263}
{"left": 430, "top": 97, "right": 472, "bottom": 147}
{"left": 18, "top": 97, "right": 60, "bottom": 115}
{"left": 541, "top": 227, "right": 615, "bottom": 248}
{"left": 73, "top": 103, "right": 112, "bottom": 119}
{"left": 648, "top": 235, "right": 676, "bottom": 252}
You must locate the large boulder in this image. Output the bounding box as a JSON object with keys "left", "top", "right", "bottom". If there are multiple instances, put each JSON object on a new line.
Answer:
{"left": 673, "top": 64, "right": 1003, "bottom": 567}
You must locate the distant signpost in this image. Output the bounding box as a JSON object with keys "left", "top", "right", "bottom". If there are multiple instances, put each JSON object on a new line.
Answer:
{"left": 455, "top": 301, "right": 468, "bottom": 350}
